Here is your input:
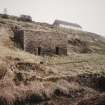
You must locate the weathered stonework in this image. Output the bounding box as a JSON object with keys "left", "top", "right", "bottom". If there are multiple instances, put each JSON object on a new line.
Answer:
{"left": 13, "top": 26, "right": 24, "bottom": 49}
{"left": 24, "top": 30, "right": 67, "bottom": 56}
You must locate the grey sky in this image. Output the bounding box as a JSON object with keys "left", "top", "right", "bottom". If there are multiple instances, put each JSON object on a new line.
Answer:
{"left": 0, "top": 0, "right": 105, "bottom": 36}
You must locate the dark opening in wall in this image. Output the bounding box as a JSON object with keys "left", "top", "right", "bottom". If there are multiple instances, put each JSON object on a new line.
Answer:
{"left": 38, "top": 47, "right": 41, "bottom": 55}
{"left": 96, "top": 76, "right": 105, "bottom": 92}
{"left": 79, "top": 74, "right": 105, "bottom": 92}
{"left": 13, "top": 27, "right": 24, "bottom": 49}
{"left": 56, "top": 47, "right": 59, "bottom": 55}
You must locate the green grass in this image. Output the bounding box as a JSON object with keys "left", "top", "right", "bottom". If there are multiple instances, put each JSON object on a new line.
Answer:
{"left": 41, "top": 53, "right": 105, "bottom": 75}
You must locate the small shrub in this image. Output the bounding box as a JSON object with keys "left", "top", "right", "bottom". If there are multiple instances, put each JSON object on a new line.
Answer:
{"left": 18, "top": 15, "right": 32, "bottom": 22}
{"left": 1, "top": 14, "right": 9, "bottom": 19}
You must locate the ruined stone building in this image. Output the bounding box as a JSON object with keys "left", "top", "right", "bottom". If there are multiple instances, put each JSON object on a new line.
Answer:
{"left": 13, "top": 19, "right": 83, "bottom": 56}
{"left": 53, "top": 20, "right": 82, "bottom": 30}
{"left": 13, "top": 27, "right": 67, "bottom": 56}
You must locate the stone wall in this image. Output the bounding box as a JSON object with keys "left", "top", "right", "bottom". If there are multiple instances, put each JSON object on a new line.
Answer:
{"left": 13, "top": 26, "right": 24, "bottom": 49}
{"left": 24, "top": 30, "right": 67, "bottom": 56}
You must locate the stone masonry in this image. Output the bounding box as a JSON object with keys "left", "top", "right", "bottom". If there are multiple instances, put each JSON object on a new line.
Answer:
{"left": 24, "top": 29, "right": 67, "bottom": 56}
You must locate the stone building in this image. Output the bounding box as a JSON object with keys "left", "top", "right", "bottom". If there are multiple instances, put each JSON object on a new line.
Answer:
{"left": 13, "top": 28, "right": 67, "bottom": 56}
{"left": 53, "top": 19, "right": 82, "bottom": 30}
{"left": 24, "top": 30, "right": 67, "bottom": 56}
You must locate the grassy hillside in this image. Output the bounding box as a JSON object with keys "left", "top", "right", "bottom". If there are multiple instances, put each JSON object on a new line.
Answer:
{"left": 0, "top": 15, "right": 105, "bottom": 105}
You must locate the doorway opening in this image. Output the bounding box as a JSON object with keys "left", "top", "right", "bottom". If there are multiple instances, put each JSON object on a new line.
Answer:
{"left": 56, "top": 47, "right": 59, "bottom": 55}
{"left": 38, "top": 47, "right": 41, "bottom": 55}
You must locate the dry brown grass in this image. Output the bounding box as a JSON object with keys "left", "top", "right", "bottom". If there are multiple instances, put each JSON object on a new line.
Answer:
{"left": 0, "top": 78, "right": 85, "bottom": 105}
{"left": 0, "top": 15, "right": 105, "bottom": 105}
{"left": 0, "top": 45, "right": 42, "bottom": 63}
{"left": 0, "top": 62, "right": 7, "bottom": 80}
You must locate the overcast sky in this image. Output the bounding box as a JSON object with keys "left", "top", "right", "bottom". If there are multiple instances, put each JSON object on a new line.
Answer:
{"left": 0, "top": 0, "right": 105, "bottom": 36}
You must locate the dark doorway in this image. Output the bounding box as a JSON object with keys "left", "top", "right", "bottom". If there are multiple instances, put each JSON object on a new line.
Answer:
{"left": 14, "top": 27, "right": 24, "bottom": 49}
{"left": 38, "top": 47, "right": 41, "bottom": 55}
{"left": 56, "top": 47, "right": 59, "bottom": 55}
